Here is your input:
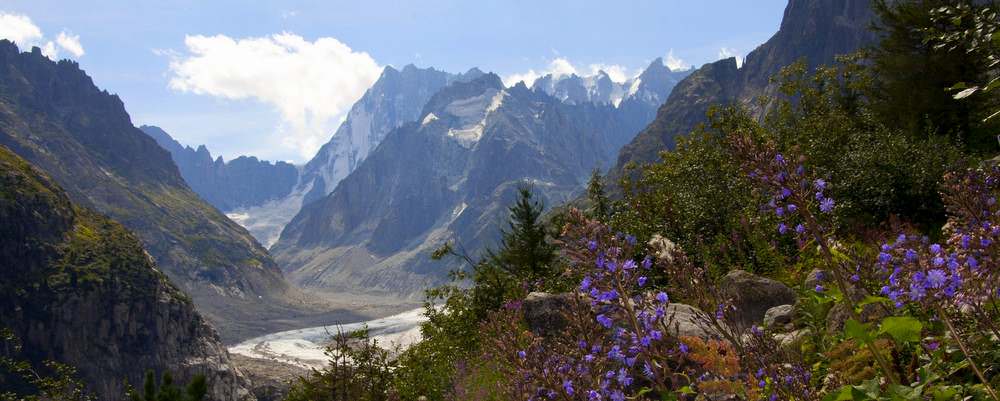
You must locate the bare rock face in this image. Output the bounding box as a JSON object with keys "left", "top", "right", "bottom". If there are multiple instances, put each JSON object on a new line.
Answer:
{"left": 720, "top": 270, "right": 797, "bottom": 327}
{"left": 0, "top": 145, "right": 255, "bottom": 401}
{"left": 0, "top": 40, "right": 290, "bottom": 341}
{"left": 523, "top": 292, "right": 575, "bottom": 337}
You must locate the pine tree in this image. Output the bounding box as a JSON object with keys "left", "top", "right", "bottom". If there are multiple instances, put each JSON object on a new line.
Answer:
{"left": 587, "top": 169, "right": 611, "bottom": 220}
{"left": 129, "top": 371, "right": 206, "bottom": 401}
{"left": 491, "top": 184, "right": 557, "bottom": 283}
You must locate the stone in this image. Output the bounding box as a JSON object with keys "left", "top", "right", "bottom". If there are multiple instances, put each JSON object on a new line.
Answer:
{"left": 663, "top": 303, "right": 719, "bottom": 338}
{"left": 720, "top": 270, "right": 797, "bottom": 327}
{"left": 775, "top": 329, "right": 811, "bottom": 348}
{"left": 804, "top": 269, "right": 827, "bottom": 290}
{"left": 764, "top": 304, "right": 795, "bottom": 329}
{"left": 523, "top": 292, "right": 575, "bottom": 337}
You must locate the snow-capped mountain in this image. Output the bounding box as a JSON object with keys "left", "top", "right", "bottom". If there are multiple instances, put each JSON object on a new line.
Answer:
{"left": 530, "top": 58, "right": 692, "bottom": 110}
{"left": 224, "top": 64, "right": 482, "bottom": 246}
{"left": 271, "top": 73, "right": 640, "bottom": 299}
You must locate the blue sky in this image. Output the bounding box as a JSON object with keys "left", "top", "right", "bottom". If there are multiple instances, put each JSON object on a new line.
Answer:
{"left": 1, "top": 1, "right": 787, "bottom": 163}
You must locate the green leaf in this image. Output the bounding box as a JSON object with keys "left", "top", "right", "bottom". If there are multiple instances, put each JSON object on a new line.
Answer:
{"left": 859, "top": 295, "right": 891, "bottom": 308}
{"left": 823, "top": 385, "right": 871, "bottom": 401}
{"left": 879, "top": 316, "right": 923, "bottom": 344}
{"left": 888, "top": 384, "right": 923, "bottom": 400}
{"left": 844, "top": 319, "right": 873, "bottom": 343}
{"left": 929, "top": 385, "right": 960, "bottom": 401}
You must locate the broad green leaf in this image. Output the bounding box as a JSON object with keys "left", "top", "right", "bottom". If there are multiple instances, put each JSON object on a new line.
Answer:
{"left": 823, "top": 385, "right": 865, "bottom": 401}
{"left": 879, "top": 316, "right": 923, "bottom": 344}
{"left": 858, "top": 295, "right": 891, "bottom": 308}
{"left": 929, "top": 385, "right": 960, "bottom": 401}
{"left": 888, "top": 384, "right": 923, "bottom": 401}
{"left": 844, "top": 319, "right": 872, "bottom": 343}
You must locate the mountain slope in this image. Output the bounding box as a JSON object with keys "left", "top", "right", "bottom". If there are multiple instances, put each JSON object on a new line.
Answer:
{"left": 0, "top": 41, "right": 292, "bottom": 341}
{"left": 272, "top": 74, "right": 637, "bottom": 298}
{"left": 226, "top": 65, "right": 481, "bottom": 246}
{"left": 615, "top": 0, "right": 877, "bottom": 170}
{"left": 140, "top": 125, "right": 299, "bottom": 212}
{"left": 0, "top": 145, "right": 254, "bottom": 401}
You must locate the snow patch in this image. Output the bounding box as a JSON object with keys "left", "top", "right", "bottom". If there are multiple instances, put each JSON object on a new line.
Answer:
{"left": 451, "top": 202, "right": 468, "bottom": 218}
{"left": 229, "top": 308, "right": 428, "bottom": 369}
{"left": 421, "top": 113, "right": 438, "bottom": 126}
{"left": 225, "top": 181, "right": 313, "bottom": 247}
{"left": 442, "top": 89, "right": 504, "bottom": 148}
{"left": 626, "top": 77, "right": 643, "bottom": 97}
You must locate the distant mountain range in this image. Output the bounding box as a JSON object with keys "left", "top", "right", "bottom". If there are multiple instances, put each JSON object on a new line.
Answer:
{"left": 140, "top": 125, "right": 299, "bottom": 212}
{"left": 146, "top": 60, "right": 689, "bottom": 251}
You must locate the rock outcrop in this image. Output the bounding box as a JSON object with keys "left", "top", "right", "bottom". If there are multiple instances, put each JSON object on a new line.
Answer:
{"left": 720, "top": 270, "right": 797, "bottom": 327}
{"left": 0, "top": 41, "right": 293, "bottom": 341}
{"left": 613, "top": 0, "right": 877, "bottom": 175}
{"left": 0, "top": 145, "right": 254, "bottom": 401}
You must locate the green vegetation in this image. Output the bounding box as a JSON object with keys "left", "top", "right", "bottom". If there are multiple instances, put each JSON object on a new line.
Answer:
{"left": 290, "top": 1, "right": 1000, "bottom": 400}
{"left": 126, "top": 371, "right": 207, "bottom": 401}
{"left": 285, "top": 328, "right": 397, "bottom": 401}
{"left": 0, "top": 328, "right": 94, "bottom": 401}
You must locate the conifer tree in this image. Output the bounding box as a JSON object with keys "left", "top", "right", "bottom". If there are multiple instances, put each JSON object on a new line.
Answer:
{"left": 587, "top": 169, "right": 611, "bottom": 220}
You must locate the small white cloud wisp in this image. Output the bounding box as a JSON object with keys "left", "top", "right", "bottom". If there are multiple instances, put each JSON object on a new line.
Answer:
{"left": 0, "top": 12, "right": 85, "bottom": 60}
{"left": 664, "top": 49, "right": 688, "bottom": 71}
{"left": 165, "top": 32, "right": 382, "bottom": 160}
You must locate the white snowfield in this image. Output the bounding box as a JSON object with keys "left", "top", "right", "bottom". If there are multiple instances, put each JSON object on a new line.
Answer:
{"left": 228, "top": 307, "right": 427, "bottom": 369}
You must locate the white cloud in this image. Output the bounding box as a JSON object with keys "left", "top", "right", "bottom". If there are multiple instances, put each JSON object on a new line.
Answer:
{"left": 503, "top": 57, "right": 632, "bottom": 87}
{"left": 0, "top": 13, "right": 85, "bottom": 60}
{"left": 718, "top": 47, "right": 743, "bottom": 68}
{"left": 664, "top": 49, "right": 688, "bottom": 71}
{"left": 166, "top": 32, "right": 382, "bottom": 160}
{"left": 0, "top": 13, "right": 42, "bottom": 45}
{"left": 56, "top": 31, "right": 84, "bottom": 57}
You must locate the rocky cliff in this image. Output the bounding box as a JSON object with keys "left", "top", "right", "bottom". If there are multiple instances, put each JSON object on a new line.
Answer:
{"left": 614, "top": 0, "right": 877, "bottom": 170}
{"left": 0, "top": 41, "right": 292, "bottom": 341}
{"left": 0, "top": 145, "right": 255, "bottom": 401}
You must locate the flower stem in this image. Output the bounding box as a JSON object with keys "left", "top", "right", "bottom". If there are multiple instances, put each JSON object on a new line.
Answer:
{"left": 805, "top": 214, "right": 899, "bottom": 385}
{"left": 937, "top": 306, "right": 999, "bottom": 401}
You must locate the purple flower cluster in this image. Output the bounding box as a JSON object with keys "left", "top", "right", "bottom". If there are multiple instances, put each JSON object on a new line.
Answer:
{"left": 878, "top": 168, "right": 1000, "bottom": 309}
{"left": 568, "top": 232, "right": 679, "bottom": 398}
{"left": 877, "top": 235, "right": 965, "bottom": 307}
{"left": 735, "top": 141, "right": 836, "bottom": 247}
{"left": 511, "top": 212, "right": 696, "bottom": 401}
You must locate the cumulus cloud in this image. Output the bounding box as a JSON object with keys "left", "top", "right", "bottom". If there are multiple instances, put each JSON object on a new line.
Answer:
{"left": 166, "top": 32, "right": 382, "bottom": 160}
{"left": 718, "top": 47, "right": 743, "bottom": 68}
{"left": 664, "top": 49, "right": 688, "bottom": 71}
{"left": 56, "top": 31, "right": 84, "bottom": 57}
{"left": 0, "top": 13, "right": 85, "bottom": 60}
{"left": 0, "top": 13, "right": 42, "bottom": 45}
{"left": 503, "top": 57, "right": 632, "bottom": 87}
